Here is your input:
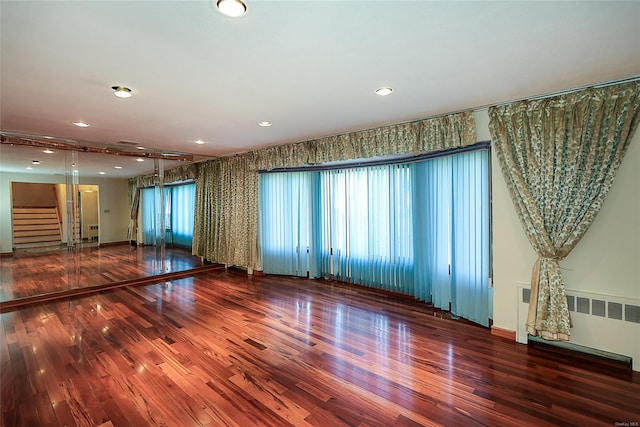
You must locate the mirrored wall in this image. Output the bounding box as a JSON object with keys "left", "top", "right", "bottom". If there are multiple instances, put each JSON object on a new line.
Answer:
{"left": 0, "top": 141, "right": 203, "bottom": 306}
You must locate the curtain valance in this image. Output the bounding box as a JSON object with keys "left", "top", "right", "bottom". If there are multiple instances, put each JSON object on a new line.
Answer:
{"left": 252, "top": 111, "right": 476, "bottom": 171}
{"left": 128, "top": 163, "right": 197, "bottom": 190}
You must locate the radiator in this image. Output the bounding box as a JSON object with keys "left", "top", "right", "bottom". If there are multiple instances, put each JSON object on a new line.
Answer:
{"left": 516, "top": 282, "right": 640, "bottom": 371}
{"left": 88, "top": 224, "right": 99, "bottom": 241}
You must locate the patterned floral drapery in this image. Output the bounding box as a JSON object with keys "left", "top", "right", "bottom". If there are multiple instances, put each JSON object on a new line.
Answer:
{"left": 192, "top": 111, "right": 477, "bottom": 270}
{"left": 489, "top": 81, "right": 640, "bottom": 340}
{"left": 192, "top": 161, "right": 221, "bottom": 261}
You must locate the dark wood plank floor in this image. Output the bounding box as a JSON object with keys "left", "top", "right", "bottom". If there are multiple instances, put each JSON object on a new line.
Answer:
{"left": 0, "top": 245, "right": 203, "bottom": 301}
{"left": 1, "top": 269, "right": 639, "bottom": 426}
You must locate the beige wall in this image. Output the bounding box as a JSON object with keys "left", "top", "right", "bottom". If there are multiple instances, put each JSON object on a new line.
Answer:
{"left": 11, "top": 182, "right": 57, "bottom": 207}
{"left": 0, "top": 172, "right": 130, "bottom": 252}
{"left": 95, "top": 177, "right": 130, "bottom": 244}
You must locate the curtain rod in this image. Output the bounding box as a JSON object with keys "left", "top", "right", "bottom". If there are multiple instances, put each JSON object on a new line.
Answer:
{"left": 473, "top": 74, "right": 640, "bottom": 112}
{"left": 402, "top": 75, "right": 640, "bottom": 120}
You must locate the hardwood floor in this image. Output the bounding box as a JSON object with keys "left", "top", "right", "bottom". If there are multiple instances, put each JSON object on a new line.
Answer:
{"left": 1, "top": 269, "right": 638, "bottom": 426}
{"left": 0, "top": 245, "right": 203, "bottom": 302}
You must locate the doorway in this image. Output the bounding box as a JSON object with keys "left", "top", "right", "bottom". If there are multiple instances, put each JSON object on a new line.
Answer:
{"left": 78, "top": 185, "right": 99, "bottom": 248}
{"left": 10, "top": 182, "right": 100, "bottom": 254}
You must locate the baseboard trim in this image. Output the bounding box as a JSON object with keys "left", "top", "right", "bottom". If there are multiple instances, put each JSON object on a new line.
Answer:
{"left": 491, "top": 326, "right": 516, "bottom": 341}
{"left": 528, "top": 336, "right": 634, "bottom": 379}
{"left": 0, "top": 252, "right": 13, "bottom": 258}
{"left": 99, "top": 241, "right": 129, "bottom": 248}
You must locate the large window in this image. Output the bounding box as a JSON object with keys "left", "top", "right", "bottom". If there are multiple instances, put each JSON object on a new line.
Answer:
{"left": 141, "top": 183, "right": 195, "bottom": 248}
{"left": 319, "top": 165, "right": 414, "bottom": 292}
{"left": 412, "top": 150, "right": 491, "bottom": 325}
{"left": 259, "top": 148, "right": 490, "bottom": 326}
{"left": 259, "top": 172, "right": 318, "bottom": 276}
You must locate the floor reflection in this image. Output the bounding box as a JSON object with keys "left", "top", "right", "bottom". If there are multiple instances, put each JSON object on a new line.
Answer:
{"left": 0, "top": 245, "right": 202, "bottom": 302}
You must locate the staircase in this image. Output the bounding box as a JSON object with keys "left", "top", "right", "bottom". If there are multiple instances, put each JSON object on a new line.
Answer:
{"left": 12, "top": 207, "right": 63, "bottom": 251}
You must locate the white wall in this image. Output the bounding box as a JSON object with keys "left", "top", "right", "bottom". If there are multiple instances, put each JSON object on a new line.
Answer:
{"left": 0, "top": 172, "right": 130, "bottom": 252}
{"left": 478, "top": 109, "right": 640, "bottom": 369}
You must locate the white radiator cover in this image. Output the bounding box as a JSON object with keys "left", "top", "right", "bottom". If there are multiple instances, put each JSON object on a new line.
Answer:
{"left": 516, "top": 282, "right": 640, "bottom": 371}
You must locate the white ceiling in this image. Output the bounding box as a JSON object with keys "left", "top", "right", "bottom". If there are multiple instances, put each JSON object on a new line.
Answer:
{"left": 1, "top": 0, "right": 639, "bottom": 178}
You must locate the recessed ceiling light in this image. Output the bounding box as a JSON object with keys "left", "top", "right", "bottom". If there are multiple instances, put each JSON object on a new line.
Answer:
{"left": 258, "top": 121, "right": 272, "bottom": 127}
{"left": 216, "top": 0, "right": 247, "bottom": 17}
{"left": 114, "top": 166, "right": 123, "bottom": 169}
{"left": 375, "top": 87, "right": 393, "bottom": 96}
{"left": 136, "top": 158, "right": 145, "bottom": 162}
{"left": 137, "top": 146, "right": 145, "bottom": 150}
{"left": 195, "top": 139, "right": 205, "bottom": 145}
{"left": 32, "top": 160, "right": 40, "bottom": 165}
{"left": 26, "top": 166, "right": 33, "bottom": 170}
{"left": 73, "top": 121, "right": 90, "bottom": 127}
{"left": 43, "top": 149, "right": 54, "bottom": 154}
{"left": 99, "top": 171, "right": 106, "bottom": 175}
{"left": 112, "top": 86, "right": 132, "bottom": 98}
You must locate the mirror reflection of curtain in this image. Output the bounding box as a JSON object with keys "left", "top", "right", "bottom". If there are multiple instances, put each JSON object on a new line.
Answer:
{"left": 171, "top": 184, "right": 195, "bottom": 247}
{"left": 142, "top": 187, "right": 159, "bottom": 245}
{"left": 128, "top": 187, "right": 140, "bottom": 242}
{"left": 141, "top": 184, "right": 195, "bottom": 247}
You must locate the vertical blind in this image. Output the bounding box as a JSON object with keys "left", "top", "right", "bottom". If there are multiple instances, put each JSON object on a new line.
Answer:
{"left": 259, "top": 172, "right": 318, "bottom": 277}
{"left": 259, "top": 149, "right": 490, "bottom": 326}
{"left": 141, "top": 183, "right": 195, "bottom": 248}
{"left": 319, "top": 165, "right": 414, "bottom": 292}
